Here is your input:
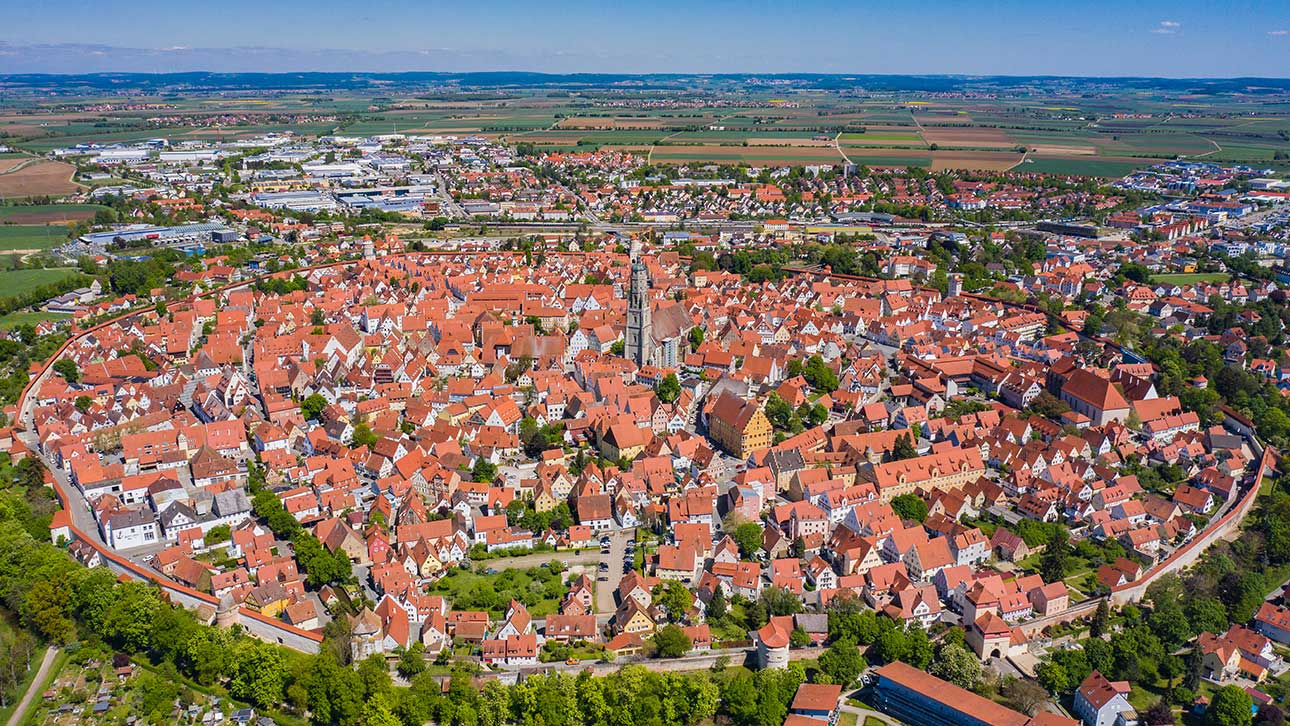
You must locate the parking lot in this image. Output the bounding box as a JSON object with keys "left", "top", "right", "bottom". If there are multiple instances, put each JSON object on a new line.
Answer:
{"left": 595, "top": 529, "right": 635, "bottom": 613}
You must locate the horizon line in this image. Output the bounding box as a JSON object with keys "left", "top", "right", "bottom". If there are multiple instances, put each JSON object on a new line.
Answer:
{"left": 4, "top": 69, "right": 1290, "bottom": 83}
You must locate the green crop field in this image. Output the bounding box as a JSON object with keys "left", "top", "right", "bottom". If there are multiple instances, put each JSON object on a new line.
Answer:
{"left": 1013, "top": 156, "right": 1150, "bottom": 177}
{"left": 840, "top": 128, "right": 926, "bottom": 146}
{"left": 0, "top": 225, "right": 70, "bottom": 251}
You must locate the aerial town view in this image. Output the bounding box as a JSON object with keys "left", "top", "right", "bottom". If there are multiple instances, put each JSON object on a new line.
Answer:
{"left": 1, "top": 2, "right": 1290, "bottom": 725}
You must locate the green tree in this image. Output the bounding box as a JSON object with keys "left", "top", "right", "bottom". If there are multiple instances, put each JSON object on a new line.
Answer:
{"left": 890, "top": 493, "right": 928, "bottom": 523}
{"left": 229, "top": 641, "right": 288, "bottom": 708}
{"left": 1040, "top": 528, "right": 1071, "bottom": 583}
{"left": 890, "top": 432, "right": 918, "bottom": 461}
{"left": 653, "top": 624, "right": 690, "bottom": 658}
{"left": 656, "top": 373, "right": 682, "bottom": 403}
{"left": 472, "top": 458, "right": 498, "bottom": 483}
{"left": 816, "top": 638, "right": 863, "bottom": 686}
{"left": 905, "top": 626, "right": 933, "bottom": 669}
{"left": 707, "top": 586, "right": 728, "bottom": 622}
{"left": 651, "top": 581, "right": 691, "bottom": 623}
{"left": 1208, "top": 684, "right": 1253, "bottom": 726}
{"left": 301, "top": 393, "right": 327, "bottom": 420}
{"left": 759, "top": 586, "right": 804, "bottom": 618}
{"left": 689, "top": 326, "right": 704, "bottom": 352}
{"left": 351, "top": 423, "right": 378, "bottom": 448}
{"left": 397, "top": 643, "right": 427, "bottom": 679}
{"left": 731, "top": 522, "right": 764, "bottom": 558}
{"left": 1091, "top": 599, "right": 1109, "bottom": 637}
{"left": 802, "top": 356, "right": 838, "bottom": 393}
{"left": 872, "top": 627, "right": 908, "bottom": 664}
{"left": 52, "top": 358, "right": 79, "bottom": 383}
{"left": 929, "top": 643, "right": 981, "bottom": 689}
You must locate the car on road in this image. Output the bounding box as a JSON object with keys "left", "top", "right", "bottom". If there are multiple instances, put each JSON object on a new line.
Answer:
{"left": 598, "top": 562, "right": 609, "bottom": 571}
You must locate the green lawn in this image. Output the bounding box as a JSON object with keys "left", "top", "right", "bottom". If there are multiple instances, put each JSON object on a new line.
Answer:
{"left": 0, "top": 310, "right": 70, "bottom": 329}
{"left": 427, "top": 564, "right": 568, "bottom": 617}
{"left": 0, "top": 268, "right": 81, "bottom": 297}
{"left": 0, "top": 224, "right": 70, "bottom": 251}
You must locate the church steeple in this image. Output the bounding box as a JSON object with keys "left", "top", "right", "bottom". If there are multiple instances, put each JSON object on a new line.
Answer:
{"left": 625, "top": 241, "right": 653, "bottom": 366}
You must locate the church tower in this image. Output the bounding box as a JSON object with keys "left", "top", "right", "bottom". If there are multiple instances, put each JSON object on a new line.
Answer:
{"left": 625, "top": 244, "right": 653, "bottom": 366}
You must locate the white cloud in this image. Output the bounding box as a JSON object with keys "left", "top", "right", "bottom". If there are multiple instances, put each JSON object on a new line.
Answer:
{"left": 1269, "top": 29, "right": 1289, "bottom": 36}
{"left": 1151, "top": 20, "right": 1181, "bottom": 34}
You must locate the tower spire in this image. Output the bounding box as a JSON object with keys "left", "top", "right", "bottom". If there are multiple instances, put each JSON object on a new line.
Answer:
{"left": 625, "top": 239, "right": 653, "bottom": 366}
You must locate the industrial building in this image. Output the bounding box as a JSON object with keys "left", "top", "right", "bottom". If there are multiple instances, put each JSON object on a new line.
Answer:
{"left": 79, "top": 223, "right": 239, "bottom": 248}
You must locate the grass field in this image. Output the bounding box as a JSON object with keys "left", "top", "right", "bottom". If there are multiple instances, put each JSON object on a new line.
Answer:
{"left": 1151, "top": 272, "right": 1231, "bottom": 285}
{"left": 0, "top": 311, "right": 71, "bottom": 329}
{"left": 0, "top": 268, "right": 81, "bottom": 297}
{"left": 0, "top": 224, "right": 70, "bottom": 251}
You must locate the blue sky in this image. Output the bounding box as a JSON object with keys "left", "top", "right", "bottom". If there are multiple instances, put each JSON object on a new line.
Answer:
{"left": 2, "top": 0, "right": 1288, "bottom": 76}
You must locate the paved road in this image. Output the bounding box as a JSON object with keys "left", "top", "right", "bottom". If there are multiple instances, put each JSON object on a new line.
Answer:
{"left": 7, "top": 646, "right": 57, "bottom": 726}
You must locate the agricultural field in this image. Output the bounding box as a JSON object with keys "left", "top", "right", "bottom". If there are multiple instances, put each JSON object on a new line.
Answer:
{"left": 928, "top": 151, "right": 1024, "bottom": 171}
{"left": 0, "top": 204, "right": 110, "bottom": 224}
{"left": 0, "top": 160, "right": 80, "bottom": 197}
{"left": 837, "top": 148, "right": 933, "bottom": 168}
{"left": 650, "top": 145, "right": 845, "bottom": 166}
{"left": 2, "top": 87, "right": 1285, "bottom": 180}
{"left": 839, "top": 126, "right": 926, "bottom": 146}
{"left": 1013, "top": 155, "right": 1154, "bottom": 177}
{"left": 555, "top": 116, "right": 680, "bottom": 129}
{"left": 920, "top": 126, "right": 1019, "bottom": 149}
{"left": 0, "top": 224, "right": 71, "bottom": 252}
